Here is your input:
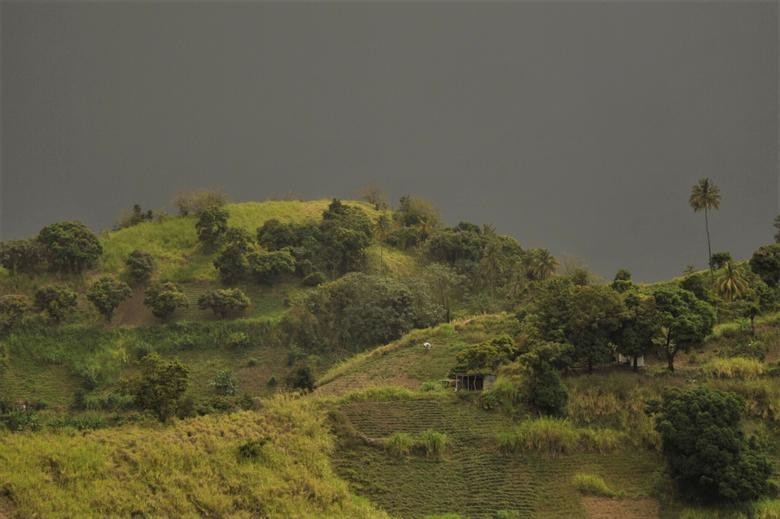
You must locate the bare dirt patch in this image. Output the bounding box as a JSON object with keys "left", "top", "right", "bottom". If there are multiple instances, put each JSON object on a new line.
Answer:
{"left": 581, "top": 497, "right": 659, "bottom": 519}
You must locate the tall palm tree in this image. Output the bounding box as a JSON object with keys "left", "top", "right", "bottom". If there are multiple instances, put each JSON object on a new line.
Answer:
{"left": 716, "top": 261, "right": 747, "bottom": 302}
{"left": 689, "top": 177, "right": 721, "bottom": 277}
{"left": 528, "top": 248, "right": 558, "bottom": 281}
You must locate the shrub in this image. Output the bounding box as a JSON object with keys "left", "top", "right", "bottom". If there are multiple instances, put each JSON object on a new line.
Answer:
{"left": 249, "top": 249, "right": 296, "bottom": 284}
{"left": 125, "top": 250, "right": 155, "bottom": 285}
{"left": 497, "top": 418, "right": 622, "bottom": 456}
{"left": 0, "top": 294, "right": 31, "bottom": 332}
{"left": 1, "top": 409, "right": 41, "bottom": 432}
{"left": 198, "top": 288, "right": 250, "bottom": 318}
{"left": 572, "top": 473, "right": 619, "bottom": 497}
{"left": 702, "top": 357, "right": 765, "bottom": 380}
{"left": 87, "top": 276, "right": 132, "bottom": 322}
{"left": 524, "top": 362, "right": 568, "bottom": 417}
{"left": 386, "top": 432, "right": 413, "bottom": 456}
{"left": 34, "top": 286, "right": 78, "bottom": 323}
{"left": 750, "top": 244, "right": 780, "bottom": 287}
{"left": 286, "top": 364, "right": 315, "bottom": 392}
{"left": 238, "top": 439, "right": 267, "bottom": 461}
{"left": 195, "top": 206, "right": 229, "bottom": 250}
{"left": 212, "top": 369, "right": 238, "bottom": 396}
{"left": 143, "top": 281, "right": 188, "bottom": 319}
{"left": 37, "top": 221, "right": 102, "bottom": 274}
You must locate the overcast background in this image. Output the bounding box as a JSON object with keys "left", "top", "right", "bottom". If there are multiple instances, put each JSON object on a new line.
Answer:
{"left": 1, "top": 2, "right": 777, "bottom": 281}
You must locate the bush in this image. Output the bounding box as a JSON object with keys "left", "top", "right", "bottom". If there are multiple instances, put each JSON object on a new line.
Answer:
{"left": 750, "top": 244, "right": 780, "bottom": 287}
{"left": 497, "top": 418, "right": 622, "bottom": 456}
{"left": 198, "top": 288, "right": 250, "bottom": 318}
{"left": 211, "top": 369, "right": 238, "bottom": 396}
{"left": 34, "top": 286, "right": 78, "bottom": 323}
{"left": 572, "top": 473, "right": 619, "bottom": 497}
{"left": 702, "top": 358, "right": 765, "bottom": 380}
{"left": 1, "top": 409, "right": 40, "bottom": 432}
{"left": 249, "top": 249, "right": 296, "bottom": 284}
{"left": 524, "top": 362, "right": 568, "bottom": 417}
{"left": 238, "top": 439, "right": 267, "bottom": 461}
{"left": 37, "top": 221, "right": 102, "bottom": 274}
{"left": 87, "top": 276, "right": 132, "bottom": 322}
{"left": 286, "top": 364, "right": 315, "bottom": 392}
{"left": 143, "top": 281, "right": 188, "bottom": 319}
{"left": 0, "top": 294, "right": 31, "bottom": 332}
{"left": 133, "top": 353, "right": 189, "bottom": 422}
{"left": 125, "top": 250, "right": 155, "bottom": 285}
{"left": 225, "top": 331, "right": 250, "bottom": 348}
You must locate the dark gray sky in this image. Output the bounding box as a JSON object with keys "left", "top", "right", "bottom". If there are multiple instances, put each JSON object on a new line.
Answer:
{"left": 1, "top": 2, "right": 777, "bottom": 281}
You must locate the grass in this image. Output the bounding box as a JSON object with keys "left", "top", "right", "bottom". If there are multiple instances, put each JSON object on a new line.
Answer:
{"left": 385, "top": 429, "right": 451, "bottom": 459}
{"left": 0, "top": 395, "right": 387, "bottom": 518}
{"left": 496, "top": 418, "right": 624, "bottom": 456}
{"left": 572, "top": 473, "right": 620, "bottom": 497}
{"left": 701, "top": 357, "right": 765, "bottom": 379}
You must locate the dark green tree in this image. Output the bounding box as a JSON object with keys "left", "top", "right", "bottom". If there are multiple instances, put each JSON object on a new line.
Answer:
{"left": 610, "top": 268, "right": 634, "bottom": 293}
{"left": 125, "top": 250, "right": 155, "bottom": 285}
{"left": 517, "top": 341, "right": 572, "bottom": 416}
{"left": 133, "top": 353, "right": 189, "bottom": 421}
{"left": 710, "top": 251, "right": 732, "bottom": 270}
{"left": 453, "top": 335, "right": 516, "bottom": 373}
{"left": 567, "top": 285, "right": 625, "bottom": 373}
{"left": 249, "top": 250, "right": 296, "bottom": 284}
{"left": 34, "top": 286, "right": 78, "bottom": 323}
{"left": 197, "top": 288, "right": 250, "bottom": 318}
{"left": 423, "top": 263, "right": 463, "bottom": 323}
{"left": 749, "top": 243, "right": 780, "bottom": 288}
{"left": 615, "top": 293, "right": 660, "bottom": 370}
{"left": 286, "top": 364, "right": 315, "bottom": 392}
{"left": 652, "top": 286, "right": 715, "bottom": 371}
{"left": 0, "top": 239, "right": 44, "bottom": 275}
{"left": 86, "top": 276, "right": 132, "bottom": 322}
{"left": 37, "top": 221, "right": 102, "bottom": 274}
{"left": 143, "top": 281, "right": 188, "bottom": 319}
{"left": 195, "top": 206, "right": 229, "bottom": 250}
{"left": 654, "top": 387, "right": 773, "bottom": 503}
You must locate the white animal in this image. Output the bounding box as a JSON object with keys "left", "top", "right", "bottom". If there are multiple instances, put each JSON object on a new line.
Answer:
{"left": 423, "top": 342, "right": 432, "bottom": 351}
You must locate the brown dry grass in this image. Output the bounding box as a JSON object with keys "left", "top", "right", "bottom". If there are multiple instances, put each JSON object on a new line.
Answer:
{"left": 581, "top": 497, "right": 659, "bottom": 519}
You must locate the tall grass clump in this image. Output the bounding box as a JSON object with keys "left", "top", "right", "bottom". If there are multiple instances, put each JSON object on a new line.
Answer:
{"left": 702, "top": 357, "right": 765, "bottom": 380}
{"left": 497, "top": 418, "right": 624, "bottom": 456}
{"left": 572, "top": 473, "right": 619, "bottom": 497}
{"left": 385, "top": 429, "right": 451, "bottom": 459}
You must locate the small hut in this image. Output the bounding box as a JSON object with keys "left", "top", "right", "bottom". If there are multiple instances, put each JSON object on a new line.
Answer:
{"left": 617, "top": 353, "right": 645, "bottom": 368}
{"left": 452, "top": 373, "right": 496, "bottom": 392}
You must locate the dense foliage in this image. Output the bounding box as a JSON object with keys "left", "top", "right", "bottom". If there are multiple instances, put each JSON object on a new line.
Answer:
{"left": 198, "top": 288, "right": 250, "bottom": 318}
{"left": 86, "top": 276, "right": 132, "bottom": 322}
{"left": 143, "top": 281, "right": 188, "bottom": 319}
{"left": 34, "top": 285, "right": 78, "bottom": 323}
{"left": 37, "top": 221, "right": 102, "bottom": 274}
{"left": 125, "top": 249, "right": 155, "bottom": 285}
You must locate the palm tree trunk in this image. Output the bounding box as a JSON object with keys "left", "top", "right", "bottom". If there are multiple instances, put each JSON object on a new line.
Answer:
{"left": 705, "top": 207, "right": 713, "bottom": 280}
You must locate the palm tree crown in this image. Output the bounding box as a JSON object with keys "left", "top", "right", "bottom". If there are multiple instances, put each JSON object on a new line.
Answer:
{"left": 689, "top": 178, "right": 721, "bottom": 212}
{"left": 717, "top": 261, "right": 747, "bottom": 302}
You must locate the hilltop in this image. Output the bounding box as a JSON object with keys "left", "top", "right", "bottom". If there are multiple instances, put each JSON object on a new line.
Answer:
{"left": 2, "top": 191, "right": 780, "bottom": 518}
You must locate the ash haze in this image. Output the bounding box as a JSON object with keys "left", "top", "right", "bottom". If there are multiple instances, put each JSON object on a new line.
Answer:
{"left": 1, "top": 2, "right": 776, "bottom": 282}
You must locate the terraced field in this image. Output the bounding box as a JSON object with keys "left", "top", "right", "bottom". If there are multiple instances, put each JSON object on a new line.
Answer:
{"left": 330, "top": 396, "right": 661, "bottom": 518}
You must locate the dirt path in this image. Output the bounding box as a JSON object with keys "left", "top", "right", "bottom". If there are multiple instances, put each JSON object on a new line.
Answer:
{"left": 582, "top": 497, "right": 659, "bottom": 519}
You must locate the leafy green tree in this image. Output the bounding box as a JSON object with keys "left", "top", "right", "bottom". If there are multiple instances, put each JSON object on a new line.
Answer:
{"left": 0, "top": 294, "right": 30, "bottom": 333}
{"left": 610, "top": 269, "right": 634, "bottom": 293}
{"left": 652, "top": 286, "right": 715, "bottom": 371}
{"left": 197, "top": 288, "right": 250, "bottom": 318}
{"left": 454, "top": 335, "right": 516, "bottom": 373}
{"left": 0, "top": 239, "right": 44, "bottom": 275}
{"left": 710, "top": 251, "right": 732, "bottom": 270}
{"left": 249, "top": 250, "right": 296, "bottom": 284}
{"left": 423, "top": 263, "right": 463, "bottom": 323}
{"left": 518, "top": 341, "right": 572, "bottom": 416}
{"left": 567, "top": 285, "right": 625, "bottom": 373}
{"left": 125, "top": 249, "right": 155, "bottom": 285}
{"left": 749, "top": 243, "right": 780, "bottom": 287}
{"left": 86, "top": 276, "right": 132, "bottom": 322}
{"left": 615, "top": 293, "right": 660, "bottom": 370}
{"left": 680, "top": 273, "right": 714, "bottom": 303}
{"left": 172, "top": 188, "right": 228, "bottom": 216}
{"left": 37, "top": 221, "right": 102, "bottom": 274}
{"left": 195, "top": 206, "right": 229, "bottom": 250}
{"left": 319, "top": 199, "right": 373, "bottom": 276}
{"left": 689, "top": 177, "right": 721, "bottom": 277}
{"left": 654, "top": 387, "right": 773, "bottom": 503}
{"left": 213, "top": 228, "right": 256, "bottom": 284}
{"left": 34, "top": 286, "right": 78, "bottom": 323}
{"left": 143, "top": 281, "right": 188, "bottom": 319}
{"left": 716, "top": 262, "right": 748, "bottom": 302}
{"left": 133, "top": 353, "right": 189, "bottom": 421}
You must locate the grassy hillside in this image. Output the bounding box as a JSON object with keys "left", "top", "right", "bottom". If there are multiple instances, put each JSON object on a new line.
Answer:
{"left": 0, "top": 395, "right": 387, "bottom": 518}
{"left": 100, "top": 200, "right": 384, "bottom": 282}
